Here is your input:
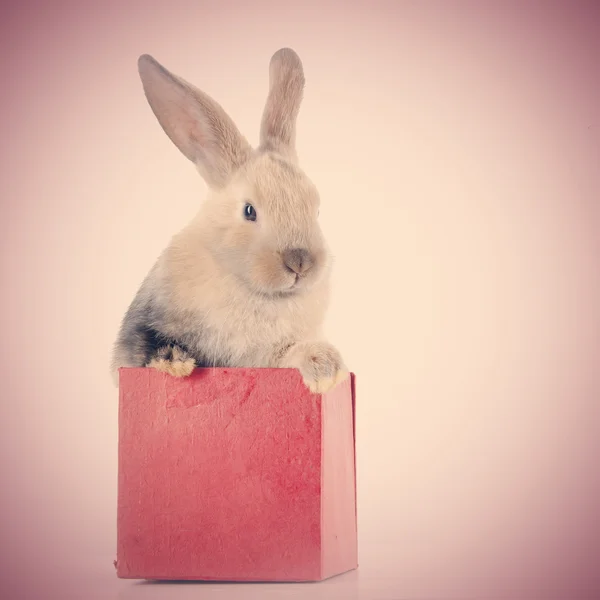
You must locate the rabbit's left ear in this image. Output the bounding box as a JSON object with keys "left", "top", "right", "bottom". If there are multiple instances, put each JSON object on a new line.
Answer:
{"left": 138, "top": 54, "right": 252, "bottom": 188}
{"left": 259, "top": 48, "right": 305, "bottom": 162}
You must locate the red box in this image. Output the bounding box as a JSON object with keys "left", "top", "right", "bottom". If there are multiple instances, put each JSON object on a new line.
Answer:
{"left": 115, "top": 367, "right": 357, "bottom": 582}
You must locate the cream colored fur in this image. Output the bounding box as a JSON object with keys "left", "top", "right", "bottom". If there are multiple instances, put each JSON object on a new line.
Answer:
{"left": 111, "top": 49, "right": 347, "bottom": 393}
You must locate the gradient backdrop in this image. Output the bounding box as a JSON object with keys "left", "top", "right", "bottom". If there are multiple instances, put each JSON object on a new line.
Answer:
{"left": 1, "top": 1, "right": 599, "bottom": 599}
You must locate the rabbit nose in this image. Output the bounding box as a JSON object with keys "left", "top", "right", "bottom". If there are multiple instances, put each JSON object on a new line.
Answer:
{"left": 282, "top": 248, "right": 314, "bottom": 275}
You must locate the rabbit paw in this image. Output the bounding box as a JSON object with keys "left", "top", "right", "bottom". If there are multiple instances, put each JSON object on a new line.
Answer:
{"left": 146, "top": 345, "right": 196, "bottom": 377}
{"left": 283, "top": 341, "right": 348, "bottom": 394}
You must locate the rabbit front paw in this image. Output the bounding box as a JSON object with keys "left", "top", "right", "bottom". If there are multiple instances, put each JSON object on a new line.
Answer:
{"left": 146, "top": 345, "right": 196, "bottom": 378}
{"left": 281, "top": 341, "right": 348, "bottom": 394}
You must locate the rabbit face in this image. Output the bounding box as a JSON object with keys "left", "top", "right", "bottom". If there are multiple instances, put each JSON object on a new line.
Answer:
{"left": 198, "top": 151, "right": 330, "bottom": 296}
{"left": 136, "top": 48, "right": 329, "bottom": 296}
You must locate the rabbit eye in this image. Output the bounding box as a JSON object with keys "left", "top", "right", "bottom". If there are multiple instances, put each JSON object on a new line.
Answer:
{"left": 243, "top": 203, "right": 257, "bottom": 222}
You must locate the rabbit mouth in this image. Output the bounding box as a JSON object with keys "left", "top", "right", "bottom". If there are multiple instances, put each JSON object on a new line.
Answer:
{"left": 289, "top": 272, "right": 309, "bottom": 290}
{"left": 274, "top": 276, "right": 299, "bottom": 295}
{"left": 272, "top": 274, "right": 303, "bottom": 296}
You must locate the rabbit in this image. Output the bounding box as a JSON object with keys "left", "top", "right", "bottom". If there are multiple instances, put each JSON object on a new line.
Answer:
{"left": 111, "top": 48, "right": 348, "bottom": 394}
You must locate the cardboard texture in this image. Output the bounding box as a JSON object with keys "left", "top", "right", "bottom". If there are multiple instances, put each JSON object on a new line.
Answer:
{"left": 115, "top": 367, "right": 357, "bottom": 582}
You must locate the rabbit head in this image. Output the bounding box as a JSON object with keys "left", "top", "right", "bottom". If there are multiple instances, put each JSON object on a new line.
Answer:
{"left": 137, "top": 49, "right": 330, "bottom": 297}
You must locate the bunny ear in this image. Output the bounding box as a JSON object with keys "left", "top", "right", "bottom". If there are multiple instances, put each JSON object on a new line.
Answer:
{"left": 137, "top": 54, "right": 252, "bottom": 188}
{"left": 259, "top": 48, "right": 305, "bottom": 162}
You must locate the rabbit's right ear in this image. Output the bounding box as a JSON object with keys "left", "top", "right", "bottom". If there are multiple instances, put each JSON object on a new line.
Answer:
{"left": 137, "top": 54, "right": 252, "bottom": 188}
{"left": 259, "top": 48, "right": 305, "bottom": 162}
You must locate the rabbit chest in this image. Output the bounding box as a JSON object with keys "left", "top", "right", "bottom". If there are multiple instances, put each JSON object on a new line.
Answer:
{"left": 162, "top": 277, "right": 326, "bottom": 368}
{"left": 196, "top": 292, "right": 323, "bottom": 367}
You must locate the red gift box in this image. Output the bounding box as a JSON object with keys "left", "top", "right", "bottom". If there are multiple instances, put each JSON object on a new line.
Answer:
{"left": 115, "top": 367, "right": 357, "bottom": 582}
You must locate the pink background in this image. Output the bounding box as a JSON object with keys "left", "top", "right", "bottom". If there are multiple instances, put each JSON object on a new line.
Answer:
{"left": 1, "top": 1, "right": 599, "bottom": 598}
